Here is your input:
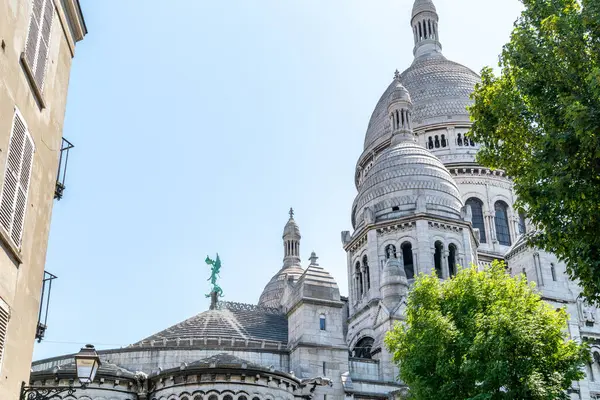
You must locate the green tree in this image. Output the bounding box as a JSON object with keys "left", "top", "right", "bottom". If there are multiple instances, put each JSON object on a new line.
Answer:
{"left": 384, "top": 262, "right": 589, "bottom": 400}
{"left": 468, "top": 0, "right": 600, "bottom": 302}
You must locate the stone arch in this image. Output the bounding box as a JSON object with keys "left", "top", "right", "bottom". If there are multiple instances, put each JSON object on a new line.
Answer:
{"left": 192, "top": 392, "right": 206, "bottom": 400}
{"left": 168, "top": 395, "right": 180, "bottom": 400}
{"left": 222, "top": 390, "right": 236, "bottom": 400}
{"left": 400, "top": 241, "right": 415, "bottom": 279}
{"left": 349, "top": 328, "right": 377, "bottom": 350}
{"left": 206, "top": 391, "right": 220, "bottom": 400}
{"left": 353, "top": 336, "right": 375, "bottom": 359}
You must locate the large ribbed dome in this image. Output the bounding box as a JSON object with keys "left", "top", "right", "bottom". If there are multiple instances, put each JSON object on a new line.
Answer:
{"left": 352, "top": 140, "right": 463, "bottom": 228}
{"left": 364, "top": 53, "right": 480, "bottom": 151}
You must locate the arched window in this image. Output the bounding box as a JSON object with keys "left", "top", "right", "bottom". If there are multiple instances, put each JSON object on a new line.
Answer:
{"left": 518, "top": 211, "right": 527, "bottom": 235}
{"left": 470, "top": 138, "right": 475, "bottom": 146}
{"left": 194, "top": 396, "right": 203, "bottom": 400}
{"left": 441, "top": 134, "right": 447, "bottom": 147}
{"left": 223, "top": 395, "right": 234, "bottom": 400}
{"left": 466, "top": 198, "right": 486, "bottom": 243}
{"left": 238, "top": 396, "right": 248, "bottom": 400}
{"left": 354, "top": 337, "right": 374, "bottom": 359}
{"left": 495, "top": 201, "right": 511, "bottom": 246}
{"left": 428, "top": 137, "right": 434, "bottom": 149}
{"left": 386, "top": 244, "right": 397, "bottom": 259}
{"left": 355, "top": 261, "right": 363, "bottom": 298}
{"left": 209, "top": 395, "right": 218, "bottom": 400}
{"left": 457, "top": 133, "right": 463, "bottom": 146}
{"left": 181, "top": 397, "right": 190, "bottom": 400}
{"left": 320, "top": 313, "right": 326, "bottom": 330}
{"left": 428, "top": 19, "right": 433, "bottom": 38}
{"left": 434, "top": 135, "right": 440, "bottom": 148}
{"left": 402, "top": 242, "right": 414, "bottom": 279}
{"left": 363, "top": 255, "right": 370, "bottom": 291}
{"left": 448, "top": 244, "right": 457, "bottom": 277}
{"left": 434, "top": 241, "right": 443, "bottom": 278}
{"left": 551, "top": 263, "right": 557, "bottom": 281}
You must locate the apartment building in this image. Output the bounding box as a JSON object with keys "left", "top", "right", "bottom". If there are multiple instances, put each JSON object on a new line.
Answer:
{"left": 0, "top": 0, "right": 86, "bottom": 397}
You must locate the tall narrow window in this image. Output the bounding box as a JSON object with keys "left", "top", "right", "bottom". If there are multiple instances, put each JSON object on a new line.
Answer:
{"left": 551, "top": 263, "right": 557, "bottom": 281}
{"left": 434, "top": 241, "right": 443, "bottom": 278}
{"left": 428, "top": 137, "right": 434, "bottom": 149}
{"left": 434, "top": 135, "right": 440, "bottom": 148}
{"left": 518, "top": 211, "right": 527, "bottom": 235}
{"left": 24, "top": 0, "right": 55, "bottom": 91}
{"left": 322, "top": 361, "right": 326, "bottom": 375}
{"left": 402, "top": 242, "right": 414, "bottom": 279}
{"left": 448, "top": 244, "right": 457, "bottom": 277}
{"left": 0, "top": 111, "right": 35, "bottom": 248}
{"left": 466, "top": 198, "right": 486, "bottom": 243}
{"left": 320, "top": 314, "right": 326, "bottom": 330}
{"left": 363, "top": 255, "right": 370, "bottom": 291}
{"left": 457, "top": 133, "right": 463, "bottom": 146}
{"left": 355, "top": 262, "right": 362, "bottom": 298}
{"left": 441, "top": 134, "right": 447, "bottom": 147}
{"left": 0, "top": 298, "right": 8, "bottom": 373}
{"left": 495, "top": 201, "right": 511, "bottom": 246}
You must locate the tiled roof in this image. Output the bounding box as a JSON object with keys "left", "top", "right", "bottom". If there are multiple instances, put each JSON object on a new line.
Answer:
{"left": 132, "top": 301, "right": 288, "bottom": 348}
{"left": 31, "top": 361, "right": 137, "bottom": 380}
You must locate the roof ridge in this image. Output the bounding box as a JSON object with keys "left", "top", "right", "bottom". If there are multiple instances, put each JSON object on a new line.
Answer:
{"left": 217, "top": 300, "right": 283, "bottom": 315}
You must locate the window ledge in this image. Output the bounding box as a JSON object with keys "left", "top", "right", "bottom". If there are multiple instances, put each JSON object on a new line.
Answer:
{"left": 20, "top": 53, "right": 46, "bottom": 109}
{"left": 0, "top": 227, "right": 23, "bottom": 265}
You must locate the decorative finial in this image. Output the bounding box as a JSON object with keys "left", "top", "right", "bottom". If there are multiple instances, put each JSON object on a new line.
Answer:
{"left": 309, "top": 251, "right": 319, "bottom": 266}
{"left": 289, "top": 207, "right": 294, "bottom": 218}
{"left": 205, "top": 254, "right": 223, "bottom": 308}
{"left": 394, "top": 69, "right": 400, "bottom": 81}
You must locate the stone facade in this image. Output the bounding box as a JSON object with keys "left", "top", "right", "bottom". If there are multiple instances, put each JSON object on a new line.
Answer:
{"left": 29, "top": 1, "right": 600, "bottom": 399}
{"left": 0, "top": 0, "right": 86, "bottom": 398}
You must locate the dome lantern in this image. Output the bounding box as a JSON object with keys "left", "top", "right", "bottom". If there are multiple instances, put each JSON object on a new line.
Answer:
{"left": 411, "top": 0, "right": 442, "bottom": 58}
{"left": 387, "top": 75, "right": 415, "bottom": 145}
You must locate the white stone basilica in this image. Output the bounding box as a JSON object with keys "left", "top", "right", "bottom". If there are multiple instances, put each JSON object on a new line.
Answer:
{"left": 30, "top": 1, "right": 600, "bottom": 399}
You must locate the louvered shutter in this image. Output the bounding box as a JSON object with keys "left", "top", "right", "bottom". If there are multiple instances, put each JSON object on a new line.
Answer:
{"left": 24, "top": 0, "right": 43, "bottom": 68}
{"left": 23, "top": 0, "right": 54, "bottom": 91}
{"left": 0, "top": 111, "right": 35, "bottom": 248}
{"left": 0, "top": 300, "right": 9, "bottom": 373}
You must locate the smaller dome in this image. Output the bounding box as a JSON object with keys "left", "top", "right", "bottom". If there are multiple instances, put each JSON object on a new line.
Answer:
{"left": 258, "top": 265, "right": 304, "bottom": 308}
{"left": 381, "top": 260, "right": 408, "bottom": 309}
{"left": 388, "top": 81, "right": 411, "bottom": 104}
{"left": 412, "top": 0, "right": 437, "bottom": 19}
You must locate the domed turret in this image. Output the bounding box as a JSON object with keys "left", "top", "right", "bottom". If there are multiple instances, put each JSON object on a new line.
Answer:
{"left": 411, "top": 0, "right": 442, "bottom": 58}
{"left": 258, "top": 209, "right": 304, "bottom": 308}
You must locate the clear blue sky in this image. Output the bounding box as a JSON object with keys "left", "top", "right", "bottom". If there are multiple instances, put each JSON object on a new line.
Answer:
{"left": 34, "top": 0, "right": 523, "bottom": 360}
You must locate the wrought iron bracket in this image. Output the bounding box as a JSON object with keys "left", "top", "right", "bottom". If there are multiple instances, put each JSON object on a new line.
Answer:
{"left": 20, "top": 381, "right": 81, "bottom": 400}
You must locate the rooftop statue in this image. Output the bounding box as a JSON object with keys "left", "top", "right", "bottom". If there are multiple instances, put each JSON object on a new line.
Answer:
{"left": 205, "top": 254, "right": 223, "bottom": 298}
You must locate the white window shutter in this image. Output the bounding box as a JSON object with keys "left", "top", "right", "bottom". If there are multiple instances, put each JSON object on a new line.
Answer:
{"left": 0, "top": 111, "right": 35, "bottom": 248}
{"left": 24, "top": 0, "right": 54, "bottom": 91}
{"left": 34, "top": 0, "right": 54, "bottom": 90}
{"left": 24, "top": 0, "right": 43, "bottom": 68}
{"left": 12, "top": 134, "right": 34, "bottom": 246}
{"left": 0, "top": 298, "right": 9, "bottom": 374}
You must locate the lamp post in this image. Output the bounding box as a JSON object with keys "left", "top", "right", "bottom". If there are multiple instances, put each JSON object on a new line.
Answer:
{"left": 20, "top": 344, "right": 101, "bottom": 400}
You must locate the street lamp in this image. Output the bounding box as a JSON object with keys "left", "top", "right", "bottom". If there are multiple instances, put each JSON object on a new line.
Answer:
{"left": 20, "top": 344, "right": 101, "bottom": 400}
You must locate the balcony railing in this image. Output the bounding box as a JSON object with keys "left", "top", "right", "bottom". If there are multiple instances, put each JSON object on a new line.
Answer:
{"left": 55, "top": 138, "right": 74, "bottom": 200}
{"left": 36, "top": 271, "right": 57, "bottom": 342}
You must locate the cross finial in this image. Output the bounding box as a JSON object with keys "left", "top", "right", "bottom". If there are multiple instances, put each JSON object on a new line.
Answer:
{"left": 289, "top": 207, "right": 294, "bottom": 218}
{"left": 394, "top": 69, "right": 400, "bottom": 81}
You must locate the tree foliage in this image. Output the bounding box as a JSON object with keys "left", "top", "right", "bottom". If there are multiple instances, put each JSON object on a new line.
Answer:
{"left": 468, "top": 0, "right": 600, "bottom": 302}
{"left": 384, "top": 262, "right": 589, "bottom": 400}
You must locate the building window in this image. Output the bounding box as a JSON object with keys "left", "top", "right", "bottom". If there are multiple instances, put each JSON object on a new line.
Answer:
{"left": 363, "top": 255, "right": 370, "bottom": 291}
{"left": 551, "top": 263, "right": 557, "bottom": 281}
{"left": 24, "top": 0, "right": 55, "bottom": 91}
{"left": 323, "top": 361, "right": 326, "bottom": 375}
{"left": 495, "top": 201, "right": 512, "bottom": 246}
{"left": 518, "top": 211, "right": 527, "bottom": 235}
{"left": 320, "top": 314, "right": 326, "bottom": 330}
{"left": 401, "top": 242, "right": 414, "bottom": 279}
{"left": 0, "top": 111, "right": 35, "bottom": 248}
{"left": 441, "top": 134, "right": 447, "bottom": 147}
{"left": 386, "top": 244, "right": 397, "bottom": 259}
{"left": 448, "top": 244, "right": 457, "bottom": 277}
{"left": 223, "top": 395, "right": 233, "bottom": 400}
{"left": 355, "top": 261, "right": 363, "bottom": 298}
{"left": 0, "top": 297, "right": 9, "bottom": 374}
{"left": 466, "top": 198, "right": 486, "bottom": 243}
{"left": 428, "top": 137, "right": 434, "bottom": 149}
{"left": 434, "top": 241, "right": 443, "bottom": 278}
{"left": 354, "top": 336, "right": 374, "bottom": 359}
{"left": 457, "top": 133, "right": 463, "bottom": 146}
